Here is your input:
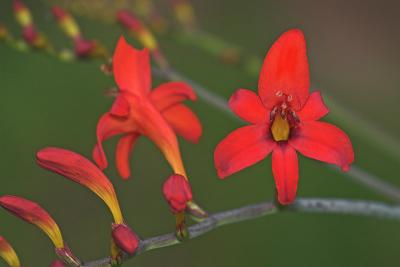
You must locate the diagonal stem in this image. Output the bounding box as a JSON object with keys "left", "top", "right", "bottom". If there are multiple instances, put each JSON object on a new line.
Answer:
{"left": 81, "top": 198, "right": 400, "bottom": 267}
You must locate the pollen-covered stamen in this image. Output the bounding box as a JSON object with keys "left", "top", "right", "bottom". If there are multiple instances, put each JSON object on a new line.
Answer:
{"left": 270, "top": 93, "right": 299, "bottom": 142}
{"left": 271, "top": 112, "right": 290, "bottom": 141}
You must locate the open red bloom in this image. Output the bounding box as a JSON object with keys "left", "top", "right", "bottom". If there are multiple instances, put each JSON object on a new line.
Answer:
{"left": 163, "top": 174, "right": 193, "bottom": 213}
{"left": 93, "top": 36, "right": 202, "bottom": 179}
{"left": 214, "top": 29, "right": 354, "bottom": 205}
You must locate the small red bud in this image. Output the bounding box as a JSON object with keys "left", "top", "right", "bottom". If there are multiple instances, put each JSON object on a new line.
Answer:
{"left": 49, "top": 259, "right": 66, "bottom": 267}
{"left": 51, "top": 6, "right": 67, "bottom": 21}
{"left": 112, "top": 224, "right": 139, "bottom": 255}
{"left": 162, "top": 174, "right": 193, "bottom": 214}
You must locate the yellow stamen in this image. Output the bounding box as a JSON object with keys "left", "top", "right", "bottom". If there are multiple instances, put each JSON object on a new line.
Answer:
{"left": 271, "top": 114, "right": 290, "bottom": 141}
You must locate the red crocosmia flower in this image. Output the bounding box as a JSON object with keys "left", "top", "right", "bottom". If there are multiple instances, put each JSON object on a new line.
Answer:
{"left": 36, "top": 147, "right": 138, "bottom": 259}
{"left": 214, "top": 29, "right": 354, "bottom": 205}
{"left": 0, "top": 236, "right": 21, "bottom": 267}
{"left": 0, "top": 195, "right": 64, "bottom": 249}
{"left": 36, "top": 147, "right": 124, "bottom": 225}
{"left": 163, "top": 174, "right": 193, "bottom": 214}
{"left": 0, "top": 195, "right": 81, "bottom": 265}
{"left": 93, "top": 36, "right": 202, "bottom": 179}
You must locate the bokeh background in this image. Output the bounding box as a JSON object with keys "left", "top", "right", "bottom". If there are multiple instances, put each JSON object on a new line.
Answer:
{"left": 1, "top": 0, "right": 400, "bottom": 266}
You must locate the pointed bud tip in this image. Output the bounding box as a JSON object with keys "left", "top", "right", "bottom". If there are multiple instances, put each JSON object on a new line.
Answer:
{"left": 112, "top": 224, "right": 139, "bottom": 255}
{"left": 163, "top": 174, "right": 193, "bottom": 214}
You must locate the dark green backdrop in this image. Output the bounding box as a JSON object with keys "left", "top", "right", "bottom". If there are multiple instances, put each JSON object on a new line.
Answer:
{"left": 1, "top": 0, "right": 400, "bottom": 266}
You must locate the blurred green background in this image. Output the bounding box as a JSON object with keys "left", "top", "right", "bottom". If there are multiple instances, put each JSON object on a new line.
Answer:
{"left": 1, "top": 0, "right": 400, "bottom": 266}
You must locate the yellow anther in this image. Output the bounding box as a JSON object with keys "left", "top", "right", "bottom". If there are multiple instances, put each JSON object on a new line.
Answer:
{"left": 271, "top": 114, "right": 290, "bottom": 141}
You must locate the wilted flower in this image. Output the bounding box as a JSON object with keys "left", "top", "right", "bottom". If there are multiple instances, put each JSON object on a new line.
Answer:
{"left": 214, "top": 29, "right": 354, "bottom": 205}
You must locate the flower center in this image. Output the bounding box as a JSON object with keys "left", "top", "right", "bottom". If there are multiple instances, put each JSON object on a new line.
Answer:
{"left": 271, "top": 113, "right": 290, "bottom": 142}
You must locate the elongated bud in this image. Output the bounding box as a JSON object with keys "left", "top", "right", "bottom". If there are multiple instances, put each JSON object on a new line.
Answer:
{"left": 0, "top": 196, "right": 81, "bottom": 266}
{"left": 13, "top": 0, "right": 32, "bottom": 27}
{"left": 112, "top": 224, "right": 139, "bottom": 255}
{"left": 0, "top": 236, "right": 21, "bottom": 267}
{"left": 51, "top": 6, "right": 81, "bottom": 39}
{"left": 36, "top": 147, "right": 124, "bottom": 224}
{"left": 0, "top": 195, "right": 64, "bottom": 249}
{"left": 116, "top": 10, "right": 157, "bottom": 51}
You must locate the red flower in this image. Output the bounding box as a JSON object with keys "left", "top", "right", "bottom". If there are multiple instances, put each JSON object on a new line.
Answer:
{"left": 214, "top": 29, "right": 354, "bottom": 205}
{"left": 93, "top": 36, "right": 202, "bottom": 179}
{"left": 162, "top": 174, "right": 193, "bottom": 214}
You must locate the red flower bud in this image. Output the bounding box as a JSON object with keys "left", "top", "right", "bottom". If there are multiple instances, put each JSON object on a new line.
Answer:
{"left": 112, "top": 224, "right": 139, "bottom": 255}
{"left": 51, "top": 6, "right": 68, "bottom": 21}
{"left": 49, "top": 259, "right": 66, "bottom": 267}
{"left": 162, "top": 174, "right": 193, "bottom": 214}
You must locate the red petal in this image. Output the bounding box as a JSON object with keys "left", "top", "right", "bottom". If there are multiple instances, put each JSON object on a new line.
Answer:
{"left": 258, "top": 29, "right": 310, "bottom": 111}
{"left": 93, "top": 113, "right": 135, "bottom": 170}
{"left": 150, "top": 81, "right": 196, "bottom": 111}
{"left": 289, "top": 121, "right": 354, "bottom": 171}
{"left": 110, "top": 94, "right": 130, "bottom": 117}
{"left": 228, "top": 88, "right": 269, "bottom": 124}
{"left": 297, "top": 91, "right": 329, "bottom": 121}
{"left": 161, "top": 104, "right": 202, "bottom": 143}
{"left": 113, "top": 36, "right": 151, "bottom": 95}
{"left": 272, "top": 144, "right": 299, "bottom": 205}
{"left": 115, "top": 133, "right": 140, "bottom": 179}
{"left": 214, "top": 125, "right": 276, "bottom": 178}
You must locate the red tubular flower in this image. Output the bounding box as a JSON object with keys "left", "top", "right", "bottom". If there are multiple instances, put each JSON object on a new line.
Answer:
{"left": 0, "top": 195, "right": 64, "bottom": 249}
{"left": 0, "top": 195, "right": 80, "bottom": 265}
{"left": 93, "top": 36, "right": 202, "bottom": 180}
{"left": 36, "top": 147, "right": 138, "bottom": 258}
{"left": 36, "top": 147, "right": 124, "bottom": 224}
{"left": 214, "top": 29, "right": 354, "bottom": 205}
{"left": 0, "top": 236, "right": 21, "bottom": 267}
